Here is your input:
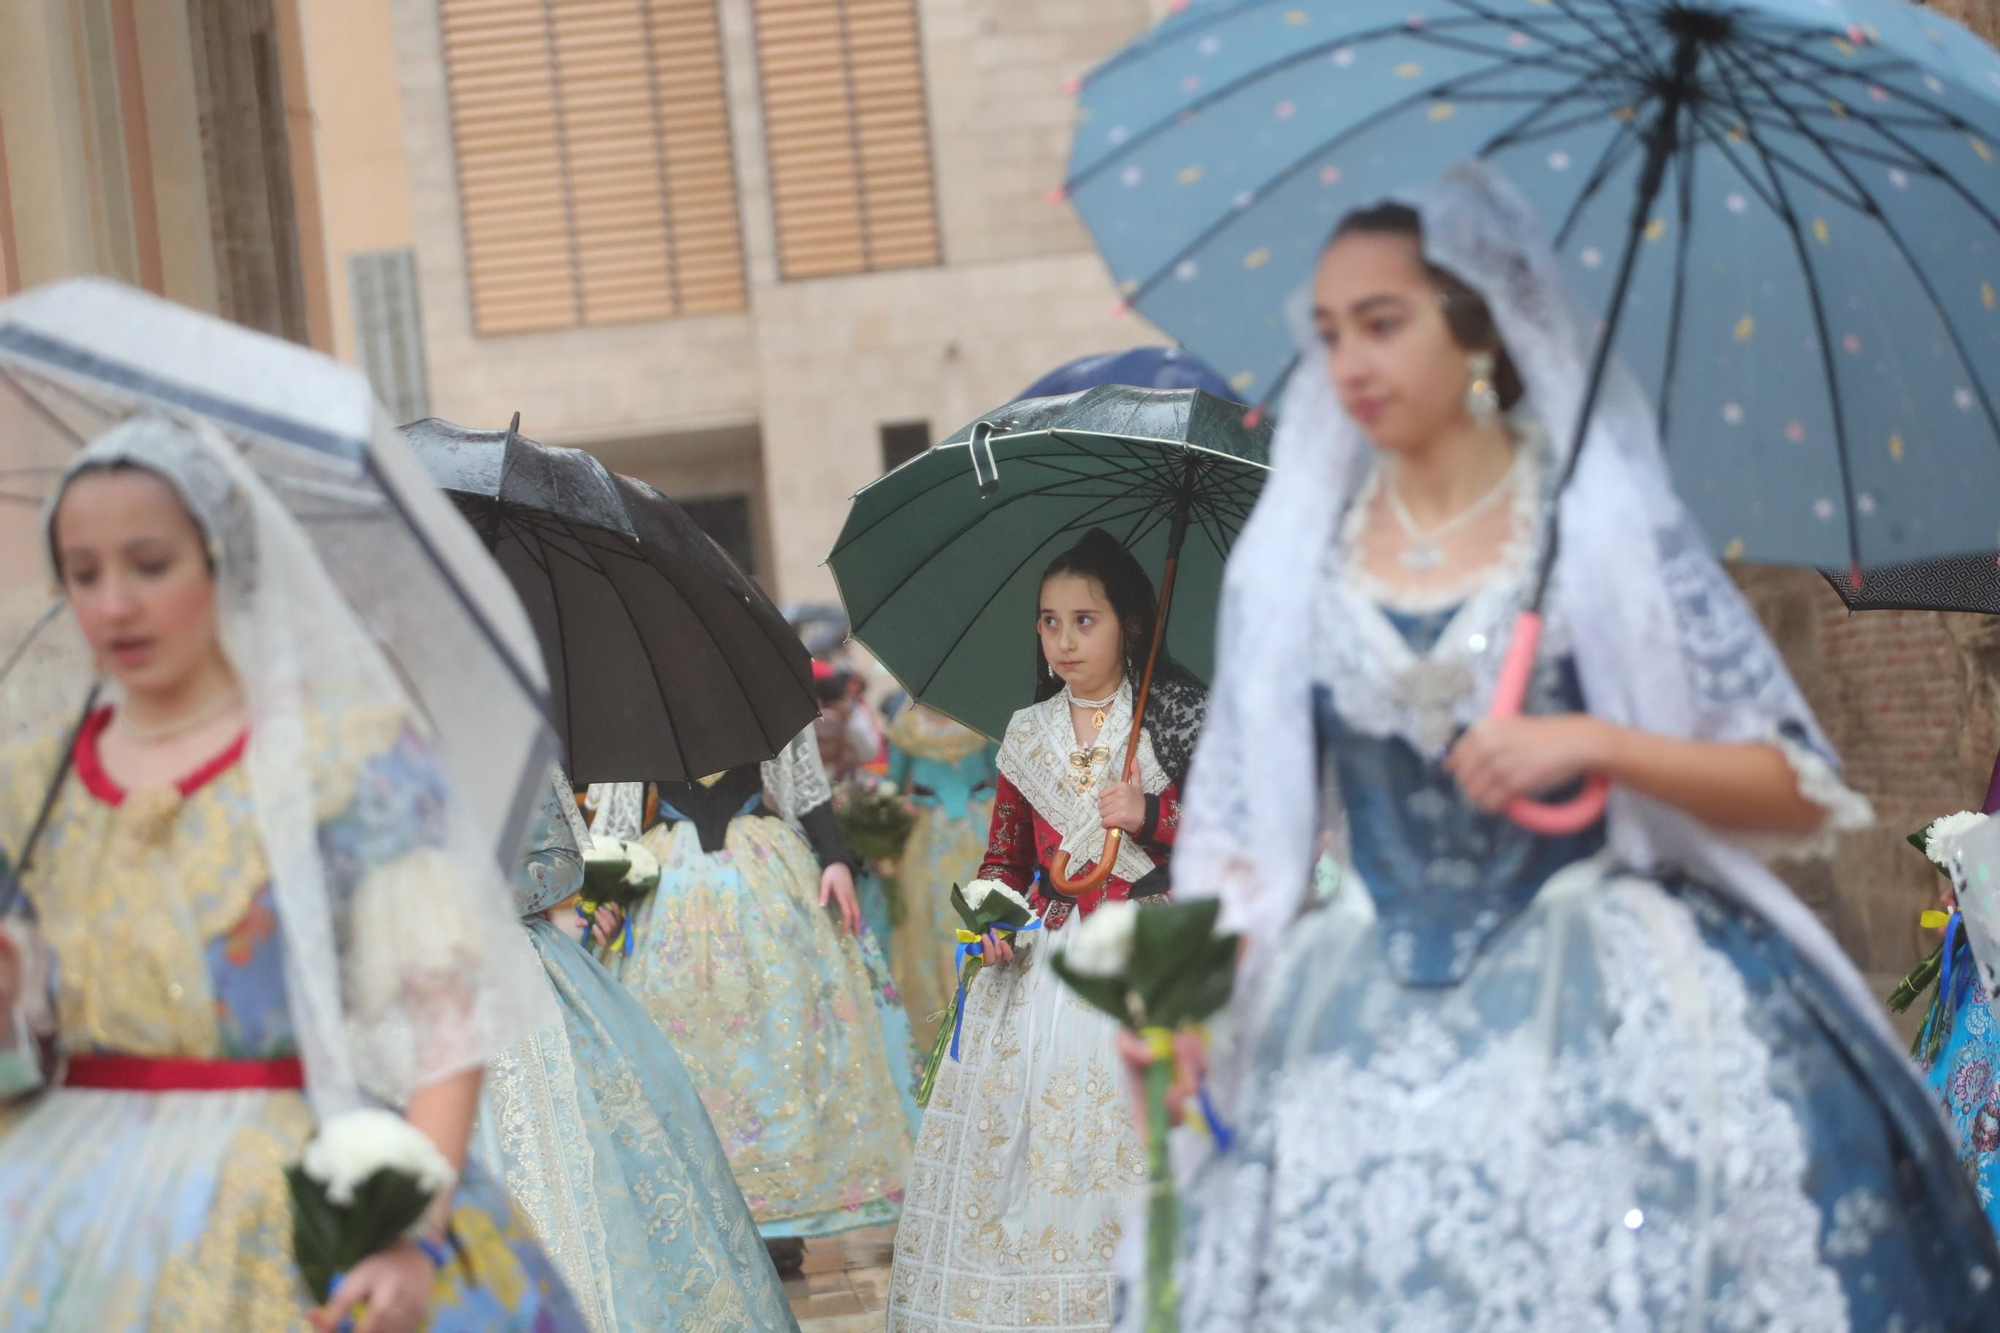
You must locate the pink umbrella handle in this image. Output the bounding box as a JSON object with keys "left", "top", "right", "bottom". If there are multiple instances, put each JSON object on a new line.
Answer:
{"left": 1489, "top": 611, "right": 1611, "bottom": 835}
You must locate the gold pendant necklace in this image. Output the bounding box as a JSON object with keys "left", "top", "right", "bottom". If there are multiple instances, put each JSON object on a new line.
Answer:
{"left": 1064, "top": 685, "right": 1119, "bottom": 792}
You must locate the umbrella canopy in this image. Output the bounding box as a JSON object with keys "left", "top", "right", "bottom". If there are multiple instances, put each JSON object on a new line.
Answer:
{"left": 401, "top": 417, "right": 816, "bottom": 784}
{"left": 1823, "top": 553, "right": 2000, "bottom": 613}
{"left": 1065, "top": 0, "right": 2000, "bottom": 575}
{"left": 0, "top": 278, "right": 550, "bottom": 868}
{"left": 1020, "top": 346, "right": 1242, "bottom": 401}
{"left": 828, "top": 384, "right": 1270, "bottom": 741}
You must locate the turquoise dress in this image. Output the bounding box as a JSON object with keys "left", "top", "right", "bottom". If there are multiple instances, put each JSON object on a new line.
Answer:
{"left": 472, "top": 782, "right": 799, "bottom": 1331}
{"left": 884, "top": 708, "right": 999, "bottom": 1056}
{"left": 0, "top": 708, "right": 584, "bottom": 1332}
{"left": 1920, "top": 951, "right": 2000, "bottom": 1231}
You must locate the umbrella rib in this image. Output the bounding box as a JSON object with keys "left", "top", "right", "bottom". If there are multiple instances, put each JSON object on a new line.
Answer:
{"left": 1552, "top": 116, "right": 1645, "bottom": 249}
{"left": 1655, "top": 133, "right": 1700, "bottom": 445}
{"left": 1708, "top": 47, "right": 1866, "bottom": 575}
{"left": 905, "top": 494, "right": 1174, "bottom": 698}
{"left": 0, "top": 366, "right": 90, "bottom": 448}
{"left": 1685, "top": 107, "right": 1791, "bottom": 216}
{"left": 1390, "top": 26, "right": 1604, "bottom": 80}
{"left": 1479, "top": 88, "right": 1647, "bottom": 156}
{"left": 1706, "top": 107, "right": 1877, "bottom": 216}
{"left": 830, "top": 435, "right": 1198, "bottom": 557}
{"left": 1714, "top": 40, "right": 2000, "bottom": 465}
{"left": 1732, "top": 29, "right": 2000, "bottom": 140}
{"left": 1110, "top": 51, "right": 1629, "bottom": 314}
{"left": 1538, "top": 0, "right": 1655, "bottom": 77}
{"left": 1065, "top": 13, "right": 1622, "bottom": 195}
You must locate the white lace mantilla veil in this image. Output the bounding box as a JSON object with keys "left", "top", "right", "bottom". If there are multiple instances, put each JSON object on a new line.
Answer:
{"left": 1175, "top": 160, "right": 1882, "bottom": 1028}
{"left": 38, "top": 416, "right": 557, "bottom": 1116}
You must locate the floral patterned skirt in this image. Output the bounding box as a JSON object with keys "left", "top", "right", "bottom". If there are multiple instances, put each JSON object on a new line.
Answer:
{"left": 625, "top": 816, "right": 912, "bottom": 1237}
{"left": 473, "top": 918, "right": 799, "bottom": 1332}
{"left": 1922, "top": 972, "right": 2000, "bottom": 1229}
{"left": 0, "top": 1084, "right": 584, "bottom": 1332}
{"left": 1160, "top": 861, "right": 2000, "bottom": 1332}
{"left": 888, "top": 926, "right": 1146, "bottom": 1332}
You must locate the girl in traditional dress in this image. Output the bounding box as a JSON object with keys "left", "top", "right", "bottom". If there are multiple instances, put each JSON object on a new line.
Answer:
{"left": 887, "top": 528, "right": 1205, "bottom": 1333}
{"left": 1147, "top": 162, "right": 2000, "bottom": 1330}
{"left": 0, "top": 417, "right": 584, "bottom": 1332}
{"left": 596, "top": 729, "right": 914, "bottom": 1271}
{"left": 471, "top": 771, "right": 798, "bottom": 1332}
{"left": 885, "top": 705, "right": 999, "bottom": 1054}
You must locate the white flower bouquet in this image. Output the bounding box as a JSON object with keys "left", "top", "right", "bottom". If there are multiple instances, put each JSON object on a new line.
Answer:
{"left": 914, "top": 878, "right": 1042, "bottom": 1106}
{"left": 1050, "top": 897, "right": 1239, "bottom": 1333}
{"left": 578, "top": 838, "right": 661, "bottom": 957}
{"left": 1891, "top": 810, "right": 1991, "bottom": 1062}
{"left": 285, "top": 1109, "right": 457, "bottom": 1304}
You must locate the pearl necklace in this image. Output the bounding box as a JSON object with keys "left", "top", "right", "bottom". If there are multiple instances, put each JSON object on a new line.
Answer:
{"left": 1386, "top": 454, "right": 1519, "bottom": 572}
{"left": 118, "top": 692, "right": 246, "bottom": 743}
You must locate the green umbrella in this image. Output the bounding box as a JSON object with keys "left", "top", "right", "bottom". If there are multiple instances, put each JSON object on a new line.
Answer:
{"left": 828, "top": 384, "right": 1271, "bottom": 891}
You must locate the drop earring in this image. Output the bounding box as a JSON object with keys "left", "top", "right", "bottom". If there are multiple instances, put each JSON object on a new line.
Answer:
{"left": 1466, "top": 351, "right": 1500, "bottom": 423}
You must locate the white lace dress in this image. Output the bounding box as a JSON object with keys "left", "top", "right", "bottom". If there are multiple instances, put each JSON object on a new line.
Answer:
{"left": 1161, "top": 486, "right": 2000, "bottom": 1332}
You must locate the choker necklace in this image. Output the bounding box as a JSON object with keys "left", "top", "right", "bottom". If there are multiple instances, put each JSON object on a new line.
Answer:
{"left": 1387, "top": 454, "right": 1518, "bottom": 572}
{"left": 118, "top": 692, "right": 246, "bottom": 744}
{"left": 1064, "top": 684, "right": 1122, "bottom": 732}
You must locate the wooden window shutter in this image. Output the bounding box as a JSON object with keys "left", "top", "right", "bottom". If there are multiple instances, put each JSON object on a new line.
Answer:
{"left": 438, "top": 0, "right": 747, "bottom": 335}
{"left": 751, "top": 0, "right": 941, "bottom": 279}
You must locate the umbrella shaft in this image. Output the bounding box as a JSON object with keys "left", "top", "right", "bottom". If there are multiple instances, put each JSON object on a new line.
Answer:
{"left": 1531, "top": 29, "right": 1702, "bottom": 611}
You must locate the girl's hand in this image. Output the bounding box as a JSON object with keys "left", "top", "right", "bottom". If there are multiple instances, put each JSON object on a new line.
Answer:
{"left": 308, "top": 1240, "right": 438, "bottom": 1333}
{"left": 981, "top": 928, "right": 1015, "bottom": 965}
{"left": 820, "top": 863, "right": 863, "bottom": 936}
{"left": 1097, "top": 780, "right": 1146, "bottom": 834}
{"left": 1113, "top": 1026, "right": 1208, "bottom": 1144}
{"left": 589, "top": 903, "right": 624, "bottom": 948}
{"left": 1444, "top": 715, "right": 1610, "bottom": 814}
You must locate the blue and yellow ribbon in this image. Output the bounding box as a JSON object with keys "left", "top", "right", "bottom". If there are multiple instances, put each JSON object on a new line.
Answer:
{"left": 1138, "top": 1025, "right": 1234, "bottom": 1152}
{"left": 949, "top": 919, "right": 1042, "bottom": 1060}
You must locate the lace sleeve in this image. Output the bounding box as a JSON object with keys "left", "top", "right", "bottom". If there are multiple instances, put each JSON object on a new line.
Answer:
{"left": 329, "top": 723, "right": 558, "bottom": 1099}
{"left": 1650, "top": 518, "right": 1872, "bottom": 854}
{"left": 584, "top": 782, "right": 644, "bottom": 842}
{"left": 762, "top": 727, "right": 833, "bottom": 824}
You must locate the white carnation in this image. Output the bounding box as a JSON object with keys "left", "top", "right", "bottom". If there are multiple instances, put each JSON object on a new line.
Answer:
{"left": 1926, "top": 811, "right": 1989, "bottom": 868}
{"left": 582, "top": 842, "right": 629, "bottom": 865}
{"left": 1063, "top": 900, "right": 1138, "bottom": 979}
{"left": 301, "top": 1108, "right": 455, "bottom": 1206}
{"left": 963, "top": 878, "right": 1034, "bottom": 917}
{"left": 621, "top": 841, "right": 661, "bottom": 886}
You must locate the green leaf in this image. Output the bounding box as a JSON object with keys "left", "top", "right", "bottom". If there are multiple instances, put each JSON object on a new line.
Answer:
{"left": 1048, "top": 953, "right": 1132, "bottom": 1023}
{"left": 1128, "top": 900, "right": 1236, "bottom": 1028}
{"left": 286, "top": 1167, "right": 347, "bottom": 1304}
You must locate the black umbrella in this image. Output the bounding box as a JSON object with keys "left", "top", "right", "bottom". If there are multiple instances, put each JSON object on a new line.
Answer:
{"left": 1821, "top": 555, "right": 2000, "bottom": 616}
{"left": 402, "top": 415, "right": 815, "bottom": 783}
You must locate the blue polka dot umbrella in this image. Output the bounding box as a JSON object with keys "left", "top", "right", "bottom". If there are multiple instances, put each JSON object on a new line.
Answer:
{"left": 1064, "top": 0, "right": 2000, "bottom": 584}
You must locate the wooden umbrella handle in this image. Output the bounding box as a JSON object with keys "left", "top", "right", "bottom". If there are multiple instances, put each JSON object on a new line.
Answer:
{"left": 1046, "top": 551, "right": 1183, "bottom": 896}
{"left": 1491, "top": 611, "right": 1610, "bottom": 835}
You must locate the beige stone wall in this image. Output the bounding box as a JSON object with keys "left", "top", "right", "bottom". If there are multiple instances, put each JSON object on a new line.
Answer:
{"left": 381, "top": 0, "right": 1167, "bottom": 596}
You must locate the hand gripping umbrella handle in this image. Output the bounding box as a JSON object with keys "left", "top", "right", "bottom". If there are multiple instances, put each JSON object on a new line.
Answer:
{"left": 1490, "top": 611, "right": 1610, "bottom": 835}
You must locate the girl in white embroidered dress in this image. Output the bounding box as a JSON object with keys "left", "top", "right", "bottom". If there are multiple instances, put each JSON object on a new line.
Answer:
{"left": 887, "top": 529, "right": 1204, "bottom": 1333}
{"left": 1135, "top": 164, "right": 2000, "bottom": 1331}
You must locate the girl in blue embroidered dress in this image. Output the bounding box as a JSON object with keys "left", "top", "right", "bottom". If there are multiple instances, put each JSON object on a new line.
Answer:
{"left": 1144, "top": 164, "right": 2000, "bottom": 1331}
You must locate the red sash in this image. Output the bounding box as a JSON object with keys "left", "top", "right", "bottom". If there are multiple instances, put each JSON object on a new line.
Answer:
{"left": 64, "top": 1053, "right": 306, "bottom": 1092}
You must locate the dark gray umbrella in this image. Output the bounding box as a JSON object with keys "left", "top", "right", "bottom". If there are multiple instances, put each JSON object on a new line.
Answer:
{"left": 403, "top": 415, "right": 815, "bottom": 783}
{"left": 1822, "top": 556, "right": 2000, "bottom": 616}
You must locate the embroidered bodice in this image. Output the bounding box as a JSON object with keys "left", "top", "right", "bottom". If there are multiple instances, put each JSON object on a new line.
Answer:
{"left": 1316, "top": 599, "right": 1605, "bottom": 987}
{"left": 0, "top": 706, "right": 451, "bottom": 1061}
{"left": 887, "top": 709, "right": 997, "bottom": 815}
{"left": 977, "top": 686, "right": 1202, "bottom": 929}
